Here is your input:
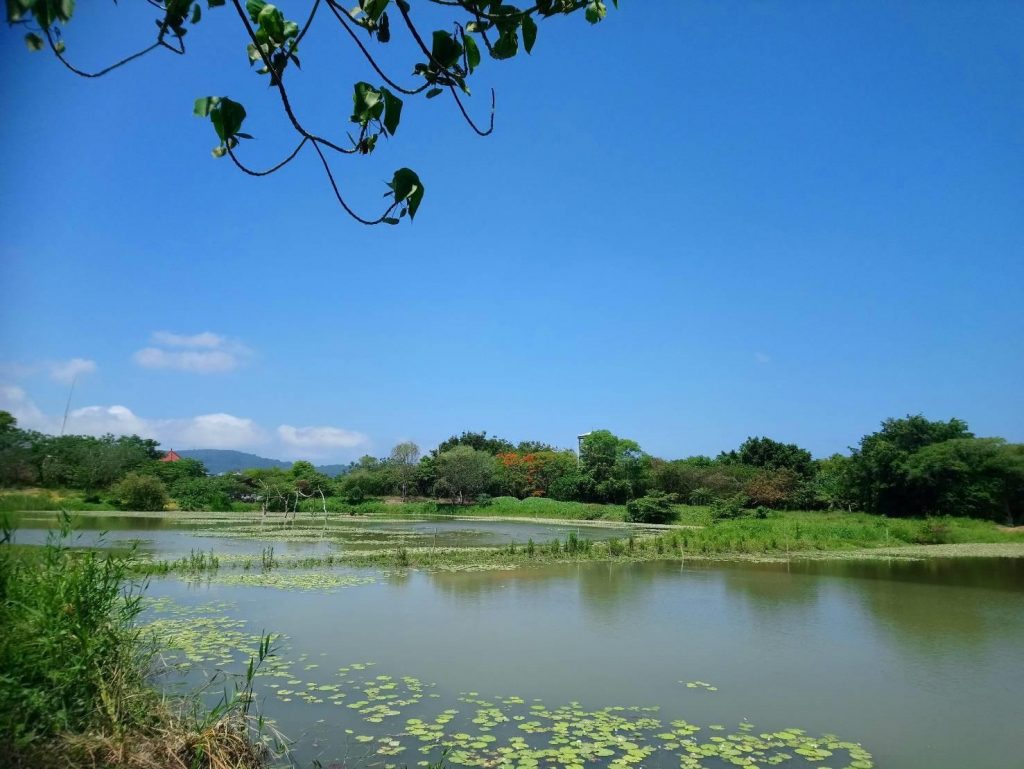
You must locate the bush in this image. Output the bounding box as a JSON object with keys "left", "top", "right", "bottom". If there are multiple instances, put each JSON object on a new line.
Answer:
{"left": 172, "top": 477, "right": 231, "bottom": 511}
{"left": 709, "top": 493, "right": 749, "bottom": 521}
{"left": 113, "top": 472, "right": 168, "bottom": 511}
{"left": 625, "top": 492, "right": 677, "bottom": 524}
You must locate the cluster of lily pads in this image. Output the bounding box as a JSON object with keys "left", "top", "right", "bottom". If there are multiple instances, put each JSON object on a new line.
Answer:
{"left": 141, "top": 598, "right": 268, "bottom": 668}
{"left": 249, "top": 662, "right": 874, "bottom": 769}
{"left": 141, "top": 597, "right": 874, "bottom": 769}
{"left": 682, "top": 680, "right": 719, "bottom": 692}
{"left": 187, "top": 570, "right": 378, "bottom": 591}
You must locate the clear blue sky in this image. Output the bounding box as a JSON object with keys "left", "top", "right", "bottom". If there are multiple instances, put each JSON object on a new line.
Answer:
{"left": 1, "top": 1, "right": 1021, "bottom": 462}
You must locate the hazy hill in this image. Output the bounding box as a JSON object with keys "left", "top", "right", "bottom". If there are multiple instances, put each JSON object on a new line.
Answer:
{"left": 176, "top": 449, "right": 348, "bottom": 477}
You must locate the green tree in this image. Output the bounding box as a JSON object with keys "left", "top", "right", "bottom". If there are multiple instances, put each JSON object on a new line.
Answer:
{"left": 113, "top": 472, "right": 168, "bottom": 511}
{"left": 0, "top": 412, "right": 39, "bottom": 487}
{"left": 718, "top": 436, "right": 814, "bottom": 478}
{"left": 811, "top": 454, "right": 853, "bottom": 510}
{"left": 7, "top": 0, "right": 616, "bottom": 225}
{"left": 434, "top": 431, "right": 514, "bottom": 457}
{"left": 579, "top": 430, "right": 650, "bottom": 501}
{"left": 847, "top": 415, "right": 973, "bottom": 516}
{"left": 390, "top": 441, "right": 421, "bottom": 500}
{"left": 433, "top": 446, "right": 496, "bottom": 504}
{"left": 905, "top": 438, "right": 1024, "bottom": 523}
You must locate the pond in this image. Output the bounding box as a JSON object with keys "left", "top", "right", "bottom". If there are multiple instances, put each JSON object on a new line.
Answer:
{"left": 14, "top": 514, "right": 1024, "bottom": 769}
{"left": 8, "top": 511, "right": 639, "bottom": 559}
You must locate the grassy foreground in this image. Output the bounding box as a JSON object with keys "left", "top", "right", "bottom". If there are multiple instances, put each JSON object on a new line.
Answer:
{"left": 0, "top": 517, "right": 273, "bottom": 769}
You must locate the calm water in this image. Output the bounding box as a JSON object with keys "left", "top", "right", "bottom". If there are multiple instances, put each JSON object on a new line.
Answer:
{"left": 9, "top": 512, "right": 638, "bottom": 558}
{"left": 15, "top": 515, "right": 1024, "bottom": 768}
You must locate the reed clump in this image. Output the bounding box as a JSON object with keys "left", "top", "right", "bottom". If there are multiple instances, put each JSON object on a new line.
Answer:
{"left": 0, "top": 514, "right": 272, "bottom": 769}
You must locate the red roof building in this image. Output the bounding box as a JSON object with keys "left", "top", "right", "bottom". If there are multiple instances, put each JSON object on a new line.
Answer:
{"left": 160, "top": 449, "right": 182, "bottom": 463}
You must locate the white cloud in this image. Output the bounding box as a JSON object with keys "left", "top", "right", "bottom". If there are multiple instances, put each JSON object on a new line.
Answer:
{"left": 48, "top": 357, "right": 97, "bottom": 384}
{"left": 754, "top": 352, "right": 772, "bottom": 364}
{"left": 0, "top": 387, "right": 365, "bottom": 459}
{"left": 133, "top": 331, "right": 252, "bottom": 374}
{"left": 67, "top": 404, "right": 149, "bottom": 436}
{"left": 133, "top": 348, "right": 241, "bottom": 373}
{"left": 278, "top": 425, "right": 368, "bottom": 454}
{"left": 0, "top": 385, "right": 52, "bottom": 431}
{"left": 151, "top": 331, "right": 225, "bottom": 349}
{"left": 173, "top": 413, "right": 267, "bottom": 449}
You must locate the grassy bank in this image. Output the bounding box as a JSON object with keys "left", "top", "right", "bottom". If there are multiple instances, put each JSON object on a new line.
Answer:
{"left": 0, "top": 489, "right": 118, "bottom": 512}
{"left": 132, "top": 511, "right": 1024, "bottom": 576}
{"left": 0, "top": 517, "right": 273, "bottom": 768}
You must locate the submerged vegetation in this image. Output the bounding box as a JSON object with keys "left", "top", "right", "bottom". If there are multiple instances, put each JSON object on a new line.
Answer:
{"left": 0, "top": 515, "right": 275, "bottom": 768}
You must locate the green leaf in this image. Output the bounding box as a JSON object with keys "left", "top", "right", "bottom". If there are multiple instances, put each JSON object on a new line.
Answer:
{"left": 361, "top": 0, "right": 390, "bottom": 23}
{"left": 351, "top": 82, "right": 383, "bottom": 127}
{"left": 521, "top": 14, "right": 537, "bottom": 54}
{"left": 208, "top": 0, "right": 226, "bottom": 6}
{"left": 257, "top": 4, "right": 285, "bottom": 43}
{"left": 193, "top": 96, "right": 220, "bottom": 117}
{"left": 191, "top": 3, "right": 201, "bottom": 23}
{"left": 425, "top": 88, "right": 443, "bottom": 99}
{"left": 491, "top": 29, "right": 518, "bottom": 60}
{"left": 389, "top": 168, "right": 424, "bottom": 220}
{"left": 210, "top": 97, "right": 246, "bottom": 141}
{"left": 24, "top": 32, "right": 44, "bottom": 52}
{"left": 245, "top": 0, "right": 266, "bottom": 23}
{"left": 380, "top": 87, "right": 403, "bottom": 136}
{"left": 463, "top": 33, "right": 480, "bottom": 73}
{"left": 431, "top": 30, "right": 462, "bottom": 69}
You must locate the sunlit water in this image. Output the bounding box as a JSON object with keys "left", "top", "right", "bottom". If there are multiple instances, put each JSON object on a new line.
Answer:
{"left": 13, "top": 515, "right": 1024, "bottom": 769}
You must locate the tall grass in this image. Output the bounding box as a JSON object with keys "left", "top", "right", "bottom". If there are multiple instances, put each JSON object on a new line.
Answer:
{"left": 0, "top": 490, "right": 114, "bottom": 512}
{"left": 0, "top": 513, "right": 152, "bottom": 749}
{"left": 0, "top": 513, "right": 271, "bottom": 768}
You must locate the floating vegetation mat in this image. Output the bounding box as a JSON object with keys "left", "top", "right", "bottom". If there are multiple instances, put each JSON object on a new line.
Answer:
{"left": 139, "top": 597, "right": 874, "bottom": 769}
{"left": 266, "top": 664, "right": 875, "bottom": 769}
{"left": 184, "top": 571, "right": 378, "bottom": 591}
{"left": 141, "top": 597, "right": 270, "bottom": 668}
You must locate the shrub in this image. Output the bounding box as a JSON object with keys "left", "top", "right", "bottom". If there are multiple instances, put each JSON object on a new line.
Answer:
{"left": 709, "top": 493, "right": 749, "bottom": 521}
{"left": 625, "top": 492, "right": 677, "bottom": 524}
{"left": 113, "top": 472, "right": 168, "bottom": 511}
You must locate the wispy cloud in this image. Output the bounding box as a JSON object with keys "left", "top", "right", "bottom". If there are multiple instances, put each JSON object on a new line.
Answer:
{"left": 0, "top": 358, "right": 98, "bottom": 383}
{"left": 151, "top": 331, "right": 226, "bottom": 349}
{"left": 133, "top": 331, "right": 252, "bottom": 374}
{"left": 48, "top": 357, "right": 97, "bottom": 383}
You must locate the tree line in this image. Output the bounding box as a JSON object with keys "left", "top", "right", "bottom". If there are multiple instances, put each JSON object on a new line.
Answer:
{"left": 1, "top": 411, "right": 1021, "bottom": 523}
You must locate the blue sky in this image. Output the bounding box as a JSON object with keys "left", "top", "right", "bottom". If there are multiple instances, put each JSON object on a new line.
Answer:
{"left": 1, "top": 1, "right": 1021, "bottom": 462}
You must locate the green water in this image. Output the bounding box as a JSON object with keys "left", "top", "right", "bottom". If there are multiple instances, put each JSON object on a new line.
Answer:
{"left": 16, "top": 515, "right": 1024, "bottom": 768}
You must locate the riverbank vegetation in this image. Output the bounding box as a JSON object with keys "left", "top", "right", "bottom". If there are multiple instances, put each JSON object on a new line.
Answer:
{"left": 0, "top": 515, "right": 273, "bottom": 768}
{"left": 2, "top": 411, "right": 1022, "bottom": 524}
{"left": 125, "top": 510, "right": 1024, "bottom": 577}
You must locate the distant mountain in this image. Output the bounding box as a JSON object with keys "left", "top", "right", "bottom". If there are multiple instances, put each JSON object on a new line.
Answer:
{"left": 176, "top": 449, "right": 348, "bottom": 477}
